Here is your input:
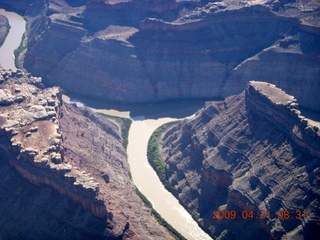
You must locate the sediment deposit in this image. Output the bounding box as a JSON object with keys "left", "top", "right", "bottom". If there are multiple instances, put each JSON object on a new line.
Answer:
{"left": 160, "top": 81, "right": 320, "bottom": 239}
{"left": 0, "top": 0, "right": 318, "bottom": 110}
{"left": 0, "top": 67, "right": 175, "bottom": 239}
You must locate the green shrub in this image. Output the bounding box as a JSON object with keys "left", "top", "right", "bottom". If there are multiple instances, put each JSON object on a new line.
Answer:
{"left": 147, "top": 121, "right": 178, "bottom": 183}
{"left": 14, "top": 36, "right": 24, "bottom": 69}
{"left": 98, "top": 113, "right": 132, "bottom": 150}
{"left": 147, "top": 121, "right": 201, "bottom": 223}
{"left": 14, "top": 20, "right": 27, "bottom": 70}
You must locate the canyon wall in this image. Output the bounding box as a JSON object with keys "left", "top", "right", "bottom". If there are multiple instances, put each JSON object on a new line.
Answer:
{"left": 160, "top": 81, "right": 320, "bottom": 239}
{"left": 1, "top": 0, "right": 318, "bottom": 110}
{"left": 0, "top": 67, "right": 175, "bottom": 239}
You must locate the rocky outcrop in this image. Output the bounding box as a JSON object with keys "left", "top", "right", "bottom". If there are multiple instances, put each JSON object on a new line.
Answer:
{"left": 0, "top": 68, "right": 106, "bottom": 218}
{"left": 0, "top": 67, "right": 175, "bottom": 239}
{"left": 160, "top": 81, "right": 320, "bottom": 239}
{"left": 86, "top": 0, "right": 201, "bottom": 13}
{"left": 246, "top": 81, "right": 320, "bottom": 158}
{"left": 2, "top": 0, "right": 318, "bottom": 110}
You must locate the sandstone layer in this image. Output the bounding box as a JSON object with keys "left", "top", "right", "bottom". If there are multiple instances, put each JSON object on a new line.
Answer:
{"left": 0, "top": 0, "right": 319, "bottom": 110}
{"left": 0, "top": 67, "right": 175, "bottom": 239}
{"left": 160, "top": 81, "right": 320, "bottom": 239}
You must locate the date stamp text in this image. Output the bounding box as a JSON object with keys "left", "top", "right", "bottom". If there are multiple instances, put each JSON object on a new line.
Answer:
{"left": 212, "top": 210, "right": 307, "bottom": 220}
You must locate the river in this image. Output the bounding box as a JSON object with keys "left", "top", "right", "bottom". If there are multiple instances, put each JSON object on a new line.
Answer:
{"left": 0, "top": 9, "right": 25, "bottom": 70}
{"left": 62, "top": 94, "right": 213, "bottom": 240}
{"left": 128, "top": 118, "right": 211, "bottom": 240}
{"left": 0, "top": 8, "right": 212, "bottom": 240}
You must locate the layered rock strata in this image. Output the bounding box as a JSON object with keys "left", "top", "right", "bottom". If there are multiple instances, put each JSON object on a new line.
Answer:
{"left": 160, "top": 81, "right": 320, "bottom": 239}
{"left": 0, "top": 68, "right": 106, "bottom": 217}
{"left": 0, "top": 67, "right": 175, "bottom": 239}
{"left": 7, "top": 0, "right": 318, "bottom": 110}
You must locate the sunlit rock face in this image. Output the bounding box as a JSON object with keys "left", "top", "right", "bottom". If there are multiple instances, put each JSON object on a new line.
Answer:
{"left": 0, "top": 67, "right": 175, "bottom": 239}
{"left": 160, "top": 81, "right": 320, "bottom": 239}
{"left": 2, "top": 0, "right": 317, "bottom": 110}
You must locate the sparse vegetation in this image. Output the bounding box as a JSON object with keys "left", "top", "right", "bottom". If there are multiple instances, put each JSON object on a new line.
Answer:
{"left": 147, "top": 126, "right": 166, "bottom": 181}
{"left": 14, "top": 33, "right": 26, "bottom": 69}
{"left": 147, "top": 121, "right": 201, "bottom": 223}
{"left": 13, "top": 17, "right": 27, "bottom": 69}
{"left": 98, "top": 113, "right": 132, "bottom": 150}
{"left": 135, "top": 187, "right": 187, "bottom": 240}
{"left": 147, "top": 121, "right": 180, "bottom": 194}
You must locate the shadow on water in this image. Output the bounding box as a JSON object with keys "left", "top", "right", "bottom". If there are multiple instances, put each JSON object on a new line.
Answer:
{"left": 64, "top": 91, "right": 222, "bottom": 119}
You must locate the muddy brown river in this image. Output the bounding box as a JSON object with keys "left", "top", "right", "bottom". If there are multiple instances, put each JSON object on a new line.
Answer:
{"left": 0, "top": 9, "right": 25, "bottom": 70}
{"left": 0, "top": 9, "right": 212, "bottom": 239}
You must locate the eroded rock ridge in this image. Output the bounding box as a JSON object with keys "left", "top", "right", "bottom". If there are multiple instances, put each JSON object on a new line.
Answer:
{"left": 0, "top": 68, "right": 106, "bottom": 218}
{"left": 0, "top": 0, "right": 319, "bottom": 110}
{"left": 160, "top": 81, "right": 320, "bottom": 239}
{"left": 0, "top": 67, "right": 175, "bottom": 239}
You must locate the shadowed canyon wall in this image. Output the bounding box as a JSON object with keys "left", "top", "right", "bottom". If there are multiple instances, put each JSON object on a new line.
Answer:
{"left": 0, "top": 0, "right": 318, "bottom": 110}
{"left": 160, "top": 81, "right": 320, "bottom": 239}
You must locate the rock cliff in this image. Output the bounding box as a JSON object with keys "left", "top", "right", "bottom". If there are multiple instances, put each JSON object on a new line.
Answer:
{"left": 1, "top": 0, "right": 319, "bottom": 110}
{"left": 160, "top": 81, "right": 320, "bottom": 239}
{"left": 0, "top": 67, "right": 175, "bottom": 239}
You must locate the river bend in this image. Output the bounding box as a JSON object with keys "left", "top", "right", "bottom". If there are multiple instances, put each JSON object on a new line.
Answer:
{"left": 0, "top": 9, "right": 212, "bottom": 240}
{"left": 0, "top": 9, "right": 25, "bottom": 70}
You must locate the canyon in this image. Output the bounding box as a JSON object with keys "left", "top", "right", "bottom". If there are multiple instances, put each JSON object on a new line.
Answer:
{"left": 0, "top": 0, "right": 319, "bottom": 110}
{"left": 159, "top": 81, "right": 320, "bottom": 239}
{"left": 0, "top": 67, "right": 176, "bottom": 239}
{"left": 0, "top": 10, "right": 211, "bottom": 239}
{"left": 1, "top": 0, "right": 320, "bottom": 239}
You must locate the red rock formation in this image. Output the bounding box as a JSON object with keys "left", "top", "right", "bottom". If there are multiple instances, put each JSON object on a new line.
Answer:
{"left": 0, "top": 67, "right": 176, "bottom": 239}
{"left": 160, "top": 81, "right": 320, "bottom": 239}
{"left": 246, "top": 81, "right": 320, "bottom": 158}
{"left": 86, "top": 0, "right": 201, "bottom": 13}
{"left": 15, "top": 0, "right": 319, "bottom": 110}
